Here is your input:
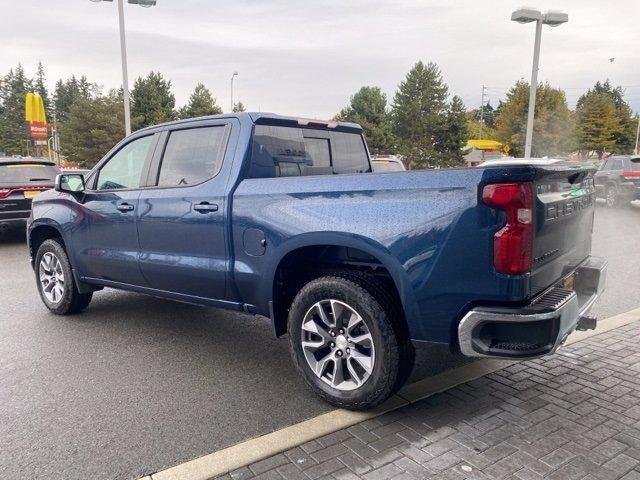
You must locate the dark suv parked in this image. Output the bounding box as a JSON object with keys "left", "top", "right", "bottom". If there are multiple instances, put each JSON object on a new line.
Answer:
{"left": 594, "top": 155, "right": 640, "bottom": 207}
{"left": 0, "top": 157, "right": 60, "bottom": 233}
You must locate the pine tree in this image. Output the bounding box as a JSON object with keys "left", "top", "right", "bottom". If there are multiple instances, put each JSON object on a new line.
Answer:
{"left": 130, "top": 71, "right": 175, "bottom": 129}
{"left": 53, "top": 75, "right": 93, "bottom": 123}
{"left": 33, "top": 62, "right": 50, "bottom": 118}
{"left": 178, "top": 83, "right": 222, "bottom": 119}
{"left": 59, "top": 90, "right": 125, "bottom": 168}
{"left": 335, "top": 86, "right": 395, "bottom": 155}
{"left": 0, "top": 65, "right": 32, "bottom": 155}
{"left": 439, "top": 95, "right": 468, "bottom": 166}
{"left": 575, "top": 93, "right": 620, "bottom": 158}
{"left": 391, "top": 61, "right": 449, "bottom": 168}
{"left": 232, "top": 101, "right": 246, "bottom": 113}
{"left": 577, "top": 80, "right": 635, "bottom": 154}
{"left": 494, "top": 81, "right": 575, "bottom": 157}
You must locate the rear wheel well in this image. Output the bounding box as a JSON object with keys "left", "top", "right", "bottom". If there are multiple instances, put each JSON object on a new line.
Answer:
{"left": 30, "top": 225, "right": 64, "bottom": 262}
{"left": 271, "top": 245, "right": 405, "bottom": 337}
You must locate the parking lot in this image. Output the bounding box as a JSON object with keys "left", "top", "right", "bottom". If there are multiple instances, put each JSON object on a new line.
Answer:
{"left": 1, "top": 204, "right": 639, "bottom": 480}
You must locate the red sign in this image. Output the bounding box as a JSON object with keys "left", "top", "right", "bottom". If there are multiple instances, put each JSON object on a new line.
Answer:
{"left": 29, "top": 122, "right": 48, "bottom": 139}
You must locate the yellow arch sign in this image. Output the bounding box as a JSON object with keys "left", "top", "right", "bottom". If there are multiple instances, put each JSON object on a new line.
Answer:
{"left": 25, "top": 92, "right": 48, "bottom": 139}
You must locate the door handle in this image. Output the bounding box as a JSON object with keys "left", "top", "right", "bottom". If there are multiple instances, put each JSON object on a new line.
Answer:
{"left": 193, "top": 202, "right": 219, "bottom": 213}
{"left": 117, "top": 203, "right": 134, "bottom": 212}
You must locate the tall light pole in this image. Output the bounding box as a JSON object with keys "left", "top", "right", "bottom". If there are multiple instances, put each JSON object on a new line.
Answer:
{"left": 511, "top": 8, "right": 568, "bottom": 158}
{"left": 230, "top": 72, "right": 238, "bottom": 112}
{"left": 90, "top": 0, "right": 157, "bottom": 136}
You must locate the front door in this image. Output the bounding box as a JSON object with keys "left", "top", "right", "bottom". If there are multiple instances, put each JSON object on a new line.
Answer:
{"left": 70, "top": 133, "right": 156, "bottom": 286}
{"left": 136, "top": 122, "right": 234, "bottom": 301}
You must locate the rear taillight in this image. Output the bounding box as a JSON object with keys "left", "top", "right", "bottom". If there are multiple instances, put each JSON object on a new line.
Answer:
{"left": 0, "top": 188, "right": 11, "bottom": 199}
{"left": 623, "top": 171, "right": 640, "bottom": 179}
{"left": 482, "top": 182, "right": 534, "bottom": 275}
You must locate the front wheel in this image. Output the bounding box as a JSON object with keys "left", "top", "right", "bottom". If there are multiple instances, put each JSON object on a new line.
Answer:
{"left": 35, "top": 239, "right": 93, "bottom": 315}
{"left": 605, "top": 185, "right": 619, "bottom": 208}
{"left": 288, "top": 273, "right": 412, "bottom": 410}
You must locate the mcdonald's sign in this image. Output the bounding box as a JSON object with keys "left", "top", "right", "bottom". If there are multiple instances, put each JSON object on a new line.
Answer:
{"left": 25, "top": 92, "right": 48, "bottom": 139}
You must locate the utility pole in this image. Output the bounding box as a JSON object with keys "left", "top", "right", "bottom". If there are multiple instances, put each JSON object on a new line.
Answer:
{"left": 635, "top": 115, "right": 640, "bottom": 155}
{"left": 479, "top": 85, "right": 486, "bottom": 139}
{"left": 116, "top": 0, "right": 132, "bottom": 136}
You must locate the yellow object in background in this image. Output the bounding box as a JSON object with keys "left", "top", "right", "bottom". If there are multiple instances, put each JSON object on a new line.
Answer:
{"left": 25, "top": 92, "right": 48, "bottom": 139}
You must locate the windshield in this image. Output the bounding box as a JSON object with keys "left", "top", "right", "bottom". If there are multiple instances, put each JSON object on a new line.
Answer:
{"left": 0, "top": 163, "right": 60, "bottom": 186}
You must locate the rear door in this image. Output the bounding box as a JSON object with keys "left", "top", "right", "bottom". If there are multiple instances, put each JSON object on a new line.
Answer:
{"left": 531, "top": 164, "right": 596, "bottom": 294}
{"left": 136, "top": 120, "right": 236, "bottom": 300}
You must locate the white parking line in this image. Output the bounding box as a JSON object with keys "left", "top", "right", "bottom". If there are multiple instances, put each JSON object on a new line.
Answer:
{"left": 148, "top": 306, "right": 640, "bottom": 480}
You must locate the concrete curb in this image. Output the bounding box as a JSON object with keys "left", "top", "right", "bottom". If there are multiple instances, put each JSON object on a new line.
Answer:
{"left": 149, "top": 306, "right": 640, "bottom": 480}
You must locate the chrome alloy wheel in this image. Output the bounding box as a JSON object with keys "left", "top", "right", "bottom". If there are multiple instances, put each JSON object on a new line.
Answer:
{"left": 39, "top": 252, "right": 65, "bottom": 304}
{"left": 301, "top": 299, "right": 375, "bottom": 391}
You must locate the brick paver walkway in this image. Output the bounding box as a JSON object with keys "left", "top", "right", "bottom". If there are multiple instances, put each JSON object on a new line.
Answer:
{"left": 218, "top": 321, "right": 640, "bottom": 480}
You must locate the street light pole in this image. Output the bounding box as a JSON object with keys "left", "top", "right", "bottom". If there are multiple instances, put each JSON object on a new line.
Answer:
{"left": 524, "top": 19, "right": 543, "bottom": 158}
{"left": 512, "top": 8, "right": 568, "bottom": 158}
{"left": 230, "top": 72, "right": 238, "bottom": 112}
{"left": 116, "top": 0, "right": 132, "bottom": 136}
{"left": 90, "top": 0, "right": 157, "bottom": 136}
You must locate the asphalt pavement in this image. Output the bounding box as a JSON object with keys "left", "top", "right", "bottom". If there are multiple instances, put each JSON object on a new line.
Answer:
{"left": 1, "top": 204, "right": 638, "bottom": 480}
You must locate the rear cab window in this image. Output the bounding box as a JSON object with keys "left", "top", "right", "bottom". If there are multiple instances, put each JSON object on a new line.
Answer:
{"left": 629, "top": 158, "right": 640, "bottom": 171}
{"left": 0, "top": 162, "right": 60, "bottom": 186}
{"left": 156, "top": 126, "right": 228, "bottom": 187}
{"left": 247, "top": 125, "right": 370, "bottom": 178}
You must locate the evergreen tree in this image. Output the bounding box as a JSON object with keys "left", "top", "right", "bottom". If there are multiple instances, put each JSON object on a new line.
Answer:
{"left": 335, "top": 86, "right": 395, "bottom": 155}
{"left": 59, "top": 90, "right": 125, "bottom": 168}
{"left": 439, "top": 95, "right": 468, "bottom": 165}
{"left": 0, "top": 65, "right": 32, "bottom": 155}
{"left": 577, "top": 80, "right": 635, "bottom": 154}
{"left": 575, "top": 93, "right": 620, "bottom": 158}
{"left": 471, "top": 101, "right": 495, "bottom": 129}
{"left": 466, "top": 111, "right": 499, "bottom": 141}
{"left": 53, "top": 75, "right": 93, "bottom": 122}
{"left": 34, "top": 62, "right": 50, "bottom": 118}
{"left": 130, "top": 71, "right": 175, "bottom": 129}
{"left": 391, "top": 61, "right": 449, "bottom": 168}
{"left": 178, "top": 83, "right": 222, "bottom": 119}
{"left": 494, "top": 81, "right": 575, "bottom": 157}
{"left": 232, "top": 101, "right": 246, "bottom": 113}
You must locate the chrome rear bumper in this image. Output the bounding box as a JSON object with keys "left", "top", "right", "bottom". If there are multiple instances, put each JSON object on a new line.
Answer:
{"left": 458, "top": 256, "right": 607, "bottom": 359}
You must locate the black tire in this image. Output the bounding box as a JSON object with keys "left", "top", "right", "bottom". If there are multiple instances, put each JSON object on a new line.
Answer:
{"left": 288, "top": 272, "right": 413, "bottom": 410}
{"left": 35, "top": 238, "right": 93, "bottom": 315}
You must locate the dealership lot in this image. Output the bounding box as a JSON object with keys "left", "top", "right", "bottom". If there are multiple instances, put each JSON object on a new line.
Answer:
{"left": 1, "top": 204, "right": 639, "bottom": 480}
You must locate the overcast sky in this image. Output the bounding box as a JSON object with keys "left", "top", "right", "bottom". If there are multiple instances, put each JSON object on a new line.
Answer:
{"left": 2, "top": 0, "right": 639, "bottom": 118}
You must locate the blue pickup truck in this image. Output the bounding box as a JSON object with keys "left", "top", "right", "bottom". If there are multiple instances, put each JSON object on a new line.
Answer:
{"left": 27, "top": 112, "right": 606, "bottom": 409}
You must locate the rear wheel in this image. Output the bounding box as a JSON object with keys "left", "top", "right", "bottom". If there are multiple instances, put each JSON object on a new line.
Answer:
{"left": 35, "top": 239, "right": 93, "bottom": 315}
{"left": 288, "top": 273, "right": 412, "bottom": 410}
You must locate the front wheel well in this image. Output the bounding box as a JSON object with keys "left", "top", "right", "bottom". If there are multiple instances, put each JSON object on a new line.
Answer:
{"left": 271, "top": 245, "right": 406, "bottom": 337}
{"left": 29, "top": 225, "right": 65, "bottom": 263}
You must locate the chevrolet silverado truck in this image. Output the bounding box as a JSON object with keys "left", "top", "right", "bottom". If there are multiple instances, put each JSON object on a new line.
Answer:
{"left": 27, "top": 113, "right": 606, "bottom": 409}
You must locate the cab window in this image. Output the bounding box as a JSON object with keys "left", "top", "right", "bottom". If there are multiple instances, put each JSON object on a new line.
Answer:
{"left": 248, "top": 126, "right": 370, "bottom": 178}
{"left": 156, "top": 126, "right": 228, "bottom": 187}
{"left": 96, "top": 136, "right": 153, "bottom": 190}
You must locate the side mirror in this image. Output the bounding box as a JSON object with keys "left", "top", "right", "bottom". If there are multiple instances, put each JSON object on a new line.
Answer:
{"left": 55, "top": 173, "right": 85, "bottom": 194}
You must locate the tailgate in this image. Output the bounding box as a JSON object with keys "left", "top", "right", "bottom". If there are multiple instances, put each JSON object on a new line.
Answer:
{"left": 531, "top": 165, "right": 596, "bottom": 295}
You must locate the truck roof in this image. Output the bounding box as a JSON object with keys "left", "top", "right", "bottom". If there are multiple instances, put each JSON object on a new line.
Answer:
{"left": 136, "top": 112, "right": 363, "bottom": 134}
